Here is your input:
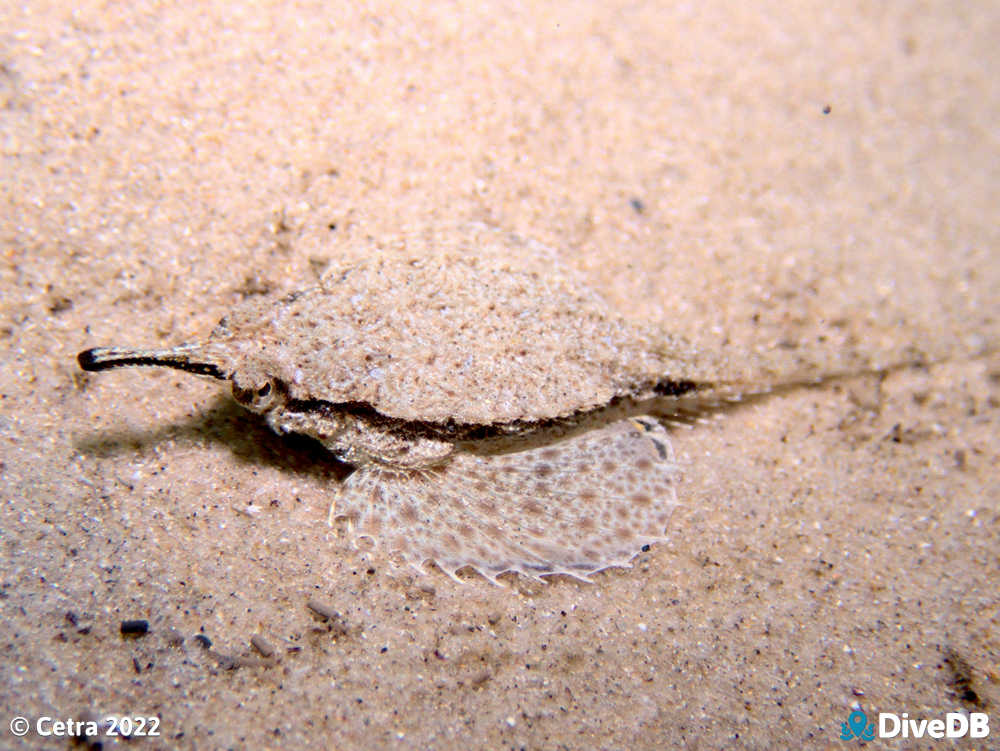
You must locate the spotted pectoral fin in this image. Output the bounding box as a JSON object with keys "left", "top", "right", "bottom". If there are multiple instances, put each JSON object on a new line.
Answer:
{"left": 331, "top": 416, "right": 679, "bottom": 582}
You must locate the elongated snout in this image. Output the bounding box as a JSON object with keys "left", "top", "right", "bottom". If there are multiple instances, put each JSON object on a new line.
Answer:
{"left": 77, "top": 345, "right": 228, "bottom": 380}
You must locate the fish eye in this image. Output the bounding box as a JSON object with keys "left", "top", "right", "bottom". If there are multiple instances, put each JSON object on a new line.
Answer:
{"left": 252, "top": 380, "right": 278, "bottom": 408}
{"left": 231, "top": 372, "right": 279, "bottom": 411}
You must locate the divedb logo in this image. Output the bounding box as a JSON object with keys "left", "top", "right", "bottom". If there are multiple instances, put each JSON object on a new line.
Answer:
{"left": 839, "top": 709, "right": 990, "bottom": 742}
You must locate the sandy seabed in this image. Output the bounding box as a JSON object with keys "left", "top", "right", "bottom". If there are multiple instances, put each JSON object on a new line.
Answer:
{"left": 2, "top": 2, "right": 998, "bottom": 749}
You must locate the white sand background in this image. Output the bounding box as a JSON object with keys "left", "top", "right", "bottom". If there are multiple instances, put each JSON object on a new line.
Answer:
{"left": 1, "top": 1, "right": 998, "bottom": 748}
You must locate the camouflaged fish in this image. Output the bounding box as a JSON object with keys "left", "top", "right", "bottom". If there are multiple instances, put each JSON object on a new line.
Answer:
{"left": 79, "top": 232, "right": 727, "bottom": 582}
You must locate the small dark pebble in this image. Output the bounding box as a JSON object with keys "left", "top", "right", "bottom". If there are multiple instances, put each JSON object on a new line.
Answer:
{"left": 120, "top": 619, "right": 149, "bottom": 637}
{"left": 944, "top": 647, "right": 982, "bottom": 707}
{"left": 629, "top": 197, "right": 645, "bottom": 214}
{"left": 823, "top": 105, "right": 831, "bottom": 114}
{"left": 66, "top": 611, "right": 91, "bottom": 634}
{"left": 251, "top": 634, "right": 276, "bottom": 658}
{"left": 48, "top": 296, "right": 74, "bottom": 314}
{"left": 193, "top": 634, "right": 212, "bottom": 649}
{"left": 307, "top": 598, "right": 340, "bottom": 621}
